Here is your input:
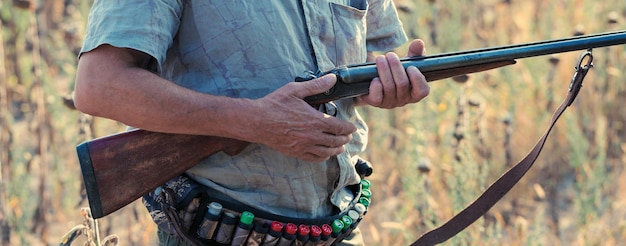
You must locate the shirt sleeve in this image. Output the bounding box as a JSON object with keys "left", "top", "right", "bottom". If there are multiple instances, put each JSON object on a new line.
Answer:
{"left": 80, "top": 0, "right": 183, "bottom": 72}
{"left": 365, "top": 0, "right": 409, "bottom": 52}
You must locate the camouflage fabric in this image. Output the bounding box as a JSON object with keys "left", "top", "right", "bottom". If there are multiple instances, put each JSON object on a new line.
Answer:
{"left": 143, "top": 175, "right": 206, "bottom": 236}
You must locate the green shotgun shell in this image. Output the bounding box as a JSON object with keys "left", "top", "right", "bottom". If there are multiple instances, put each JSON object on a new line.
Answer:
{"left": 240, "top": 211, "right": 254, "bottom": 225}
{"left": 360, "top": 188, "right": 371, "bottom": 199}
{"left": 359, "top": 197, "right": 370, "bottom": 208}
{"left": 331, "top": 219, "right": 345, "bottom": 234}
{"left": 360, "top": 179, "right": 371, "bottom": 189}
{"left": 341, "top": 215, "right": 353, "bottom": 229}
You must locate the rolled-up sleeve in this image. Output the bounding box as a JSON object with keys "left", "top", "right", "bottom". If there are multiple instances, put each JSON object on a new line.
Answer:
{"left": 80, "top": 0, "right": 183, "bottom": 71}
{"left": 365, "top": 0, "right": 408, "bottom": 52}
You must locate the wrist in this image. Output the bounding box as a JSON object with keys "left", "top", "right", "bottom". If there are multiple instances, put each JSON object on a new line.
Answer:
{"left": 211, "top": 97, "right": 259, "bottom": 141}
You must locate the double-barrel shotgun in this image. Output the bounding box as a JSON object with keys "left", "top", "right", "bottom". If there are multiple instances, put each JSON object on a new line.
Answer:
{"left": 76, "top": 31, "right": 626, "bottom": 221}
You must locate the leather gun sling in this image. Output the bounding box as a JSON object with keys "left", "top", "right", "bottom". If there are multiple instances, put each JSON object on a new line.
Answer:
{"left": 412, "top": 50, "right": 594, "bottom": 246}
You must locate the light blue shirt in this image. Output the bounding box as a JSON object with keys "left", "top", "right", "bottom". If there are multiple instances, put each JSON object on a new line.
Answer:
{"left": 81, "top": 0, "right": 407, "bottom": 219}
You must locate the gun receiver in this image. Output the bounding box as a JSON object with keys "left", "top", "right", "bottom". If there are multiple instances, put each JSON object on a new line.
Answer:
{"left": 77, "top": 30, "right": 626, "bottom": 218}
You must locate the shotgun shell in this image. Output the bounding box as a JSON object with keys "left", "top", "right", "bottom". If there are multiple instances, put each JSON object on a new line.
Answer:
{"left": 214, "top": 212, "right": 237, "bottom": 244}
{"left": 230, "top": 211, "right": 254, "bottom": 246}
{"left": 317, "top": 224, "right": 332, "bottom": 245}
{"left": 276, "top": 223, "right": 297, "bottom": 246}
{"left": 303, "top": 225, "right": 322, "bottom": 246}
{"left": 246, "top": 221, "right": 269, "bottom": 245}
{"left": 262, "top": 221, "right": 283, "bottom": 246}
{"left": 358, "top": 197, "right": 370, "bottom": 208}
{"left": 360, "top": 179, "right": 371, "bottom": 189}
{"left": 340, "top": 215, "right": 353, "bottom": 232}
{"left": 334, "top": 214, "right": 356, "bottom": 243}
{"left": 347, "top": 210, "right": 360, "bottom": 228}
{"left": 197, "top": 202, "right": 222, "bottom": 240}
{"left": 293, "top": 224, "right": 310, "bottom": 246}
{"left": 360, "top": 188, "right": 371, "bottom": 199}
{"left": 354, "top": 203, "right": 367, "bottom": 216}
{"left": 327, "top": 219, "right": 345, "bottom": 246}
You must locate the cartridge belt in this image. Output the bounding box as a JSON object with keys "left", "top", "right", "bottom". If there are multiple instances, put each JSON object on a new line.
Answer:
{"left": 143, "top": 174, "right": 373, "bottom": 246}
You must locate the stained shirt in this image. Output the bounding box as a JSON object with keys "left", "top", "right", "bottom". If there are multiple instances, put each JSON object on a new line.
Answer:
{"left": 81, "top": 0, "right": 407, "bottom": 219}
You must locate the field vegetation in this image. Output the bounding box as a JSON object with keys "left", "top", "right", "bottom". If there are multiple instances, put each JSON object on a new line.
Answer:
{"left": 1, "top": 0, "right": 625, "bottom": 245}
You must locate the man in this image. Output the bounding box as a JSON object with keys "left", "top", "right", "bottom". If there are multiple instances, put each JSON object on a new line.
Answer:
{"left": 74, "top": 1, "right": 429, "bottom": 245}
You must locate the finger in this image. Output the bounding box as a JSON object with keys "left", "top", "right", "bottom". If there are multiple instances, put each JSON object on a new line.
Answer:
{"left": 291, "top": 123, "right": 352, "bottom": 147}
{"left": 407, "top": 39, "right": 426, "bottom": 57}
{"left": 375, "top": 55, "right": 397, "bottom": 105}
{"left": 407, "top": 66, "right": 430, "bottom": 102}
{"left": 318, "top": 131, "right": 353, "bottom": 148}
{"left": 289, "top": 140, "right": 345, "bottom": 162}
{"left": 386, "top": 52, "right": 412, "bottom": 102}
{"left": 323, "top": 121, "right": 357, "bottom": 137}
{"left": 292, "top": 74, "right": 337, "bottom": 99}
{"left": 359, "top": 77, "right": 383, "bottom": 106}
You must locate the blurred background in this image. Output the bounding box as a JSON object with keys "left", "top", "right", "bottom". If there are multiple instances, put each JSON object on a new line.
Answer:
{"left": 1, "top": 0, "right": 625, "bottom": 245}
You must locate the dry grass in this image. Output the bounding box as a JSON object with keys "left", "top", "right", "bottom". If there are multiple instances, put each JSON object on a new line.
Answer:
{"left": 361, "top": 0, "right": 626, "bottom": 245}
{"left": 1, "top": 0, "right": 625, "bottom": 245}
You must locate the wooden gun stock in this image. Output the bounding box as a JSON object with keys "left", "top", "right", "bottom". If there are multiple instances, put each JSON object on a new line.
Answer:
{"left": 77, "top": 30, "right": 626, "bottom": 218}
{"left": 77, "top": 130, "right": 249, "bottom": 218}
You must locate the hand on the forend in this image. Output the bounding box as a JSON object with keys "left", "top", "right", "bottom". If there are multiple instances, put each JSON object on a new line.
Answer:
{"left": 358, "top": 39, "right": 430, "bottom": 109}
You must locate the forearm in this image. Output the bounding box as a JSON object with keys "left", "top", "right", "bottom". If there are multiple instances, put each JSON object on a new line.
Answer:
{"left": 74, "top": 45, "right": 357, "bottom": 161}
{"left": 74, "top": 46, "right": 254, "bottom": 139}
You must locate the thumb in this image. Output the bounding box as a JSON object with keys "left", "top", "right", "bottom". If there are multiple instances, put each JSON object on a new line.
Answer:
{"left": 407, "top": 39, "right": 426, "bottom": 57}
{"left": 292, "top": 73, "right": 337, "bottom": 99}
